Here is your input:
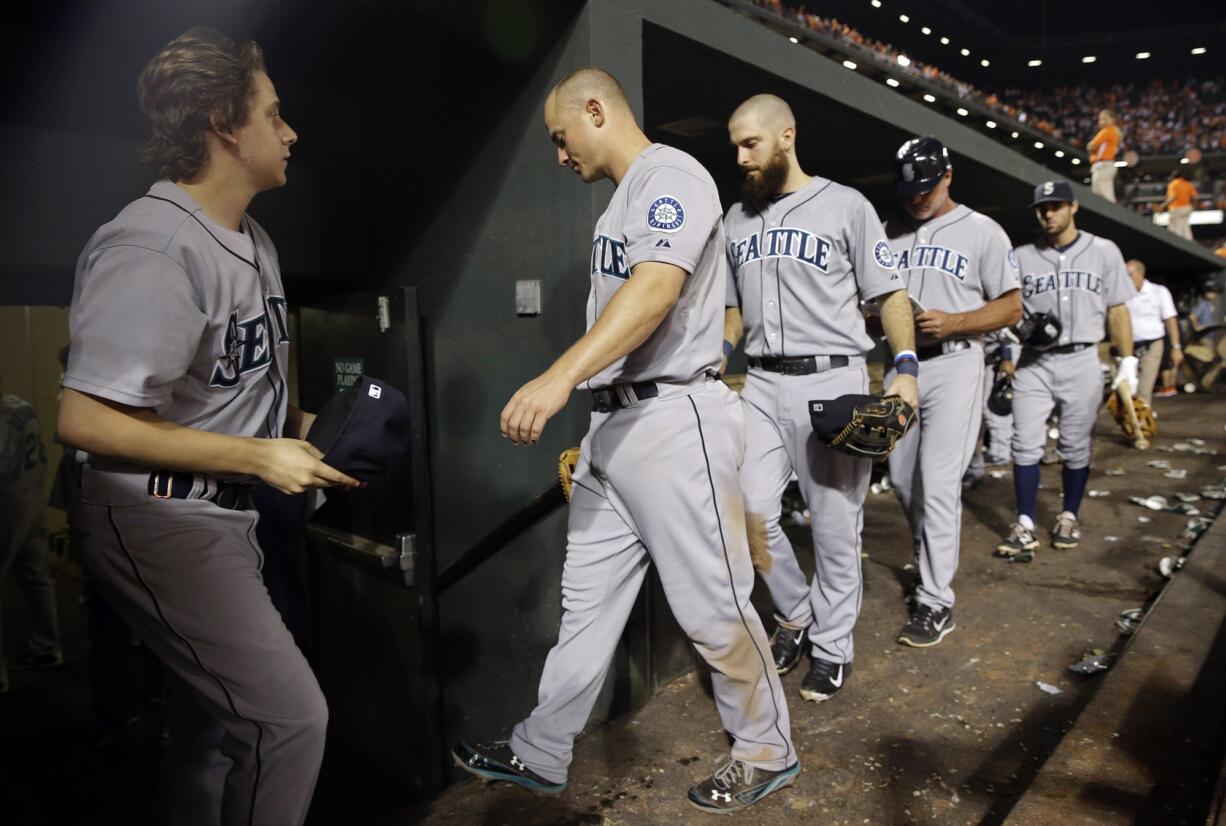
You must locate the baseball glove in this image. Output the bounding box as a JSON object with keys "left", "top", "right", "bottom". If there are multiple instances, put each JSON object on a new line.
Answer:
{"left": 558, "top": 447, "right": 581, "bottom": 501}
{"left": 828, "top": 395, "right": 916, "bottom": 461}
{"left": 1106, "top": 393, "right": 1157, "bottom": 440}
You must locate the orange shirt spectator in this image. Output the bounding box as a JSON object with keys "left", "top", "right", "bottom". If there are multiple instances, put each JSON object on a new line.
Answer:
{"left": 1166, "top": 176, "right": 1196, "bottom": 210}
{"left": 1088, "top": 122, "right": 1122, "bottom": 162}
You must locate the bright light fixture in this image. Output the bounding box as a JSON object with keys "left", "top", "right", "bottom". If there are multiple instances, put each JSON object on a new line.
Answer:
{"left": 986, "top": 120, "right": 997, "bottom": 128}
{"left": 1180, "top": 157, "right": 1190, "bottom": 164}
{"left": 1135, "top": 52, "right": 1150, "bottom": 59}
{"left": 1034, "top": 141, "right": 1044, "bottom": 149}
{"left": 940, "top": 36, "right": 950, "bottom": 45}
{"left": 886, "top": 78, "right": 901, "bottom": 87}
{"left": 1028, "top": 59, "right": 1042, "bottom": 67}
{"left": 1071, "top": 158, "right": 1081, "bottom": 165}
{"left": 921, "top": 26, "right": 931, "bottom": 35}
{"left": 923, "top": 94, "right": 936, "bottom": 103}
{"left": 1082, "top": 55, "right": 1096, "bottom": 63}
{"left": 789, "top": 36, "right": 799, "bottom": 44}
{"left": 956, "top": 108, "right": 969, "bottom": 116}
{"left": 843, "top": 60, "right": 858, "bottom": 70}
{"left": 899, "top": 14, "right": 909, "bottom": 22}
{"left": 1055, "top": 150, "right": 1065, "bottom": 157}
{"left": 871, "top": 0, "right": 881, "bottom": 7}
{"left": 898, "top": 54, "right": 911, "bottom": 66}
{"left": 961, "top": 48, "right": 970, "bottom": 56}
{"left": 981, "top": 59, "right": 990, "bottom": 67}
{"left": 1011, "top": 131, "right": 1020, "bottom": 138}
{"left": 1114, "top": 161, "right": 1127, "bottom": 167}
{"left": 1192, "top": 47, "right": 1207, "bottom": 55}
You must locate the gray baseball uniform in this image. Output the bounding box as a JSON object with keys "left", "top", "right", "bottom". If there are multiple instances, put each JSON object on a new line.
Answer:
{"left": 883, "top": 205, "right": 1019, "bottom": 610}
{"left": 511, "top": 144, "right": 794, "bottom": 783}
{"left": 0, "top": 394, "right": 60, "bottom": 682}
{"left": 725, "top": 176, "right": 901, "bottom": 664}
{"left": 65, "top": 181, "right": 325, "bottom": 826}
{"left": 1012, "top": 232, "right": 1135, "bottom": 467}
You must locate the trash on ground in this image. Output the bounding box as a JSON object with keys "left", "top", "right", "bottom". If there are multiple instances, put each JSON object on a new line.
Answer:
{"left": 1147, "top": 459, "right": 1172, "bottom": 469}
{"left": 1188, "top": 438, "right": 1206, "bottom": 446}
{"left": 1158, "top": 556, "right": 1186, "bottom": 578}
{"left": 1005, "top": 549, "right": 1035, "bottom": 564}
{"left": 1138, "top": 516, "right": 1152, "bottom": 523}
{"left": 1104, "top": 467, "right": 1126, "bottom": 476}
{"left": 1175, "top": 492, "right": 1202, "bottom": 503}
{"left": 1035, "top": 681, "right": 1063, "bottom": 695}
{"left": 988, "top": 470, "right": 1008, "bottom": 479}
{"left": 1103, "top": 535, "right": 1120, "bottom": 542}
{"left": 1116, "top": 608, "right": 1145, "bottom": 636}
{"left": 1201, "top": 487, "right": 1226, "bottom": 500}
{"left": 1088, "top": 489, "right": 1111, "bottom": 498}
{"left": 1068, "top": 649, "right": 1118, "bottom": 675}
{"left": 1164, "top": 469, "right": 1188, "bottom": 480}
{"left": 1174, "top": 443, "right": 1193, "bottom": 452}
{"left": 1130, "top": 495, "right": 1167, "bottom": 510}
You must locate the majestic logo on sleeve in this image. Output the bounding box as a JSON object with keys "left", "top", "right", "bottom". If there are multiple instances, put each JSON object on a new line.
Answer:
{"left": 729, "top": 228, "right": 833, "bottom": 273}
{"left": 1022, "top": 270, "right": 1103, "bottom": 298}
{"left": 894, "top": 244, "right": 969, "bottom": 280}
{"left": 210, "top": 296, "right": 290, "bottom": 388}
{"left": 647, "top": 196, "right": 685, "bottom": 233}
{"left": 874, "top": 240, "right": 896, "bottom": 269}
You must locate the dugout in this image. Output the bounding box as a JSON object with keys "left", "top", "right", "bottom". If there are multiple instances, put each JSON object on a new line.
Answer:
{"left": 1, "top": 0, "right": 1224, "bottom": 817}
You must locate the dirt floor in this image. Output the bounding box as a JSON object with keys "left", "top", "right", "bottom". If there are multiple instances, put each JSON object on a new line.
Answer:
{"left": 409, "top": 393, "right": 1226, "bottom": 826}
{"left": 3, "top": 394, "right": 1224, "bottom": 826}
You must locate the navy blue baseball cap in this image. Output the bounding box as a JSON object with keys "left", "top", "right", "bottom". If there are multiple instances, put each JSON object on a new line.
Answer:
{"left": 307, "top": 376, "right": 410, "bottom": 480}
{"left": 1031, "top": 180, "right": 1075, "bottom": 207}
{"left": 809, "top": 394, "right": 878, "bottom": 443}
{"left": 895, "top": 136, "right": 951, "bottom": 197}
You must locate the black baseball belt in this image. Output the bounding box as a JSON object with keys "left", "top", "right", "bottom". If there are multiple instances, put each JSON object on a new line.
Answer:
{"left": 1047, "top": 342, "right": 1094, "bottom": 354}
{"left": 147, "top": 470, "right": 255, "bottom": 510}
{"left": 590, "top": 381, "right": 659, "bottom": 413}
{"left": 748, "top": 355, "right": 850, "bottom": 375}
{"left": 913, "top": 339, "right": 972, "bottom": 361}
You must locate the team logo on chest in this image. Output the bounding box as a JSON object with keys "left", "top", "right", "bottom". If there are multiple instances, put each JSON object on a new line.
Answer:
{"left": 210, "top": 296, "right": 290, "bottom": 388}
{"left": 894, "top": 244, "right": 969, "bottom": 280}
{"left": 729, "top": 227, "right": 832, "bottom": 273}
{"left": 1022, "top": 270, "right": 1103, "bottom": 298}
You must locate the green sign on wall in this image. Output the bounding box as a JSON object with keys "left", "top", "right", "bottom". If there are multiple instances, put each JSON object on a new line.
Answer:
{"left": 333, "top": 357, "right": 365, "bottom": 394}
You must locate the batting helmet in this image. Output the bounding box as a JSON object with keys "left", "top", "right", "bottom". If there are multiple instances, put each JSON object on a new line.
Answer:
{"left": 895, "top": 136, "right": 951, "bottom": 197}
{"left": 1013, "top": 312, "right": 1062, "bottom": 350}
{"left": 987, "top": 375, "right": 1013, "bottom": 417}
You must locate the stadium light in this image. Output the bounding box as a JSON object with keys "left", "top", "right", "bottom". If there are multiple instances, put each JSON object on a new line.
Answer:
{"left": 789, "top": 36, "right": 799, "bottom": 44}
{"left": 1180, "top": 157, "right": 1190, "bottom": 164}
{"left": 961, "top": 48, "right": 970, "bottom": 56}
{"left": 843, "top": 60, "right": 858, "bottom": 70}
{"left": 1055, "top": 150, "right": 1065, "bottom": 158}
{"left": 899, "top": 14, "right": 909, "bottom": 22}
{"left": 886, "top": 78, "right": 900, "bottom": 87}
{"left": 1082, "top": 56, "right": 1097, "bottom": 63}
{"left": 1028, "top": 59, "right": 1042, "bottom": 67}
{"left": 923, "top": 94, "right": 936, "bottom": 103}
{"left": 1071, "top": 158, "right": 1081, "bottom": 165}
{"left": 921, "top": 26, "right": 931, "bottom": 35}
{"left": 940, "top": 36, "right": 950, "bottom": 45}
{"left": 897, "top": 54, "right": 911, "bottom": 66}
{"left": 1135, "top": 52, "right": 1151, "bottom": 59}
{"left": 986, "top": 120, "right": 997, "bottom": 129}
{"left": 1034, "top": 141, "right": 1044, "bottom": 149}
{"left": 981, "top": 59, "right": 990, "bottom": 67}
{"left": 1114, "top": 161, "right": 1127, "bottom": 167}
{"left": 1011, "top": 131, "right": 1020, "bottom": 138}
{"left": 956, "top": 108, "right": 969, "bottom": 116}
{"left": 1191, "top": 47, "right": 1207, "bottom": 55}
{"left": 871, "top": 0, "right": 881, "bottom": 7}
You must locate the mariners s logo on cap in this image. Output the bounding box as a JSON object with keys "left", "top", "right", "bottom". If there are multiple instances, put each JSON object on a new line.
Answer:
{"left": 647, "top": 196, "right": 685, "bottom": 233}
{"left": 901, "top": 163, "right": 915, "bottom": 182}
{"left": 1043, "top": 181, "right": 1055, "bottom": 195}
{"left": 874, "top": 240, "right": 896, "bottom": 269}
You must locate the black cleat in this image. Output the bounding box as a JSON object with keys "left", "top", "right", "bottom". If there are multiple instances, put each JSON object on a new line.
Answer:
{"left": 799, "top": 657, "right": 850, "bottom": 703}
{"left": 1051, "top": 513, "right": 1081, "bottom": 549}
{"left": 768, "top": 625, "right": 807, "bottom": 675}
{"left": 898, "top": 604, "right": 956, "bottom": 648}
{"left": 687, "top": 755, "right": 800, "bottom": 814}
{"left": 451, "top": 741, "right": 565, "bottom": 795}
{"left": 994, "top": 522, "right": 1038, "bottom": 558}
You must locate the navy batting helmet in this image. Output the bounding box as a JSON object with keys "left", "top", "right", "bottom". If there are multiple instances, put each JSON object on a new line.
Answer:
{"left": 987, "top": 375, "right": 1013, "bottom": 417}
{"left": 895, "top": 136, "right": 951, "bottom": 197}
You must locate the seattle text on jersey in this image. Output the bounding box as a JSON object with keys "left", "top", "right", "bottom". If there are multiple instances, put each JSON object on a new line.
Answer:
{"left": 894, "top": 244, "right": 969, "bottom": 281}
{"left": 729, "top": 228, "right": 833, "bottom": 273}
{"left": 1021, "top": 270, "right": 1103, "bottom": 298}
{"left": 210, "top": 296, "right": 290, "bottom": 388}
{"left": 591, "top": 234, "right": 630, "bottom": 280}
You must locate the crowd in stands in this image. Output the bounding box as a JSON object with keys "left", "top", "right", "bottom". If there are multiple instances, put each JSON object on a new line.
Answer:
{"left": 744, "top": 0, "right": 1226, "bottom": 159}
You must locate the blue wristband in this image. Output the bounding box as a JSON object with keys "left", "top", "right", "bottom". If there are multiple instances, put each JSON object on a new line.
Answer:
{"left": 722, "top": 340, "right": 735, "bottom": 359}
{"left": 894, "top": 349, "right": 917, "bottom": 364}
{"left": 895, "top": 358, "right": 919, "bottom": 377}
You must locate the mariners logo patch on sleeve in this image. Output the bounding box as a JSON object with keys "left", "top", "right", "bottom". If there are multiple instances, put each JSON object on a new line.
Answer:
{"left": 647, "top": 196, "right": 685, "bottom": 233}
{"left": 874, "top": 240, "right": 896, "bottom": 269}
{"left": 1008, "top": 248, "right": 1020, "bottom": 271}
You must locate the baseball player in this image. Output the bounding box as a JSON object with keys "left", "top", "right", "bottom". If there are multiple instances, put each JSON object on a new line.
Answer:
{"left": 58, "top": 29, "right": 359, "bottom": 825}
{"left": 452, "top": 69, "right": 797, "bottom": 815}
{"left": 0, "top": 389, "right": 62, "bottom": 694}
{"left": 995, "top": 181, "right": 1137, "bottom": 559}
{"left": 722, "top": 95, "right": 918, "bottom": 699}
{"left": 883, "top": 137, "right": 1021, "bottom": 646}
{"left": 1124, "top": 259, "right": 1182, "bottom": 405}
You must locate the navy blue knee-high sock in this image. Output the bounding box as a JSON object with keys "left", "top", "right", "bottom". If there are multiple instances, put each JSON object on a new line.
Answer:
{"left": 1062, "top": 465, "right": 1091, "bottom": 516}
{"left": 1014, "top": 463, "right": 1041, "bottom": 523}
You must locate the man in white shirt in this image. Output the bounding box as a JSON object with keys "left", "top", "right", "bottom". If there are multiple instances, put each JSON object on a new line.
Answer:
{"left": 1125, "top": 259, "right": 1182, "bottom": 404}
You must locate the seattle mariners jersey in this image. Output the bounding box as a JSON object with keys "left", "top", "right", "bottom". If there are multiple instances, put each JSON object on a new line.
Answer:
{"left": 587, "top": 144, "right": 724, "bottom": 388}
{"left": 884, "top": 205, "right": 1020, "bottom": 346}
{"left": 0, "top": 395, "right": 46, "bottom": 492}
{"left": 65, "top": 181, "right": 289, "bottom": 447}
{"left": 724, "top": 177, "right": 901, "bottom": 356}
{"left": 1013, "top": 232, "right": 1135, "bottom": 346}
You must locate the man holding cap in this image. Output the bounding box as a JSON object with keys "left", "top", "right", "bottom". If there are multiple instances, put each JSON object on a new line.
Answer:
{"left": 882, "top": 137, "right": 1021, "bottom": 647}
{"left": 995, "top": 181, "right": 1136, "bottom": 561}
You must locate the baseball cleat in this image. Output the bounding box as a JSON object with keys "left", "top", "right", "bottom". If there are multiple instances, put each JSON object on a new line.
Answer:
{"left": 898, "top": 604, "right": 956, "bottom": 648}
{"left": 1051, "top": 512, "right": 1081, "bottom": 549}
{"left": 768, "top": 624, "right": 808, "bottom": 675}
{"left": 451, "top": 741, "right": 566, "bottom": 795}
{"left": 687, "top": 756, "right": 800, "bottom": 814}
{"left": 994, "top": 522, "right": 1039, "bottom": 557}
{"left": 799, "top": 657, "right": 849, "bottom": 703}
